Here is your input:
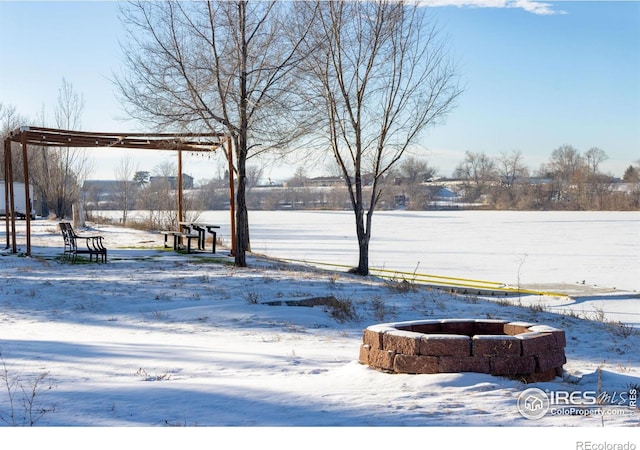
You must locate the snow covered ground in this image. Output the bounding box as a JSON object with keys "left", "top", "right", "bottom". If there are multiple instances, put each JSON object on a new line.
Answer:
{"left": 1, "top": 211, "right": 638, "bottom": 447}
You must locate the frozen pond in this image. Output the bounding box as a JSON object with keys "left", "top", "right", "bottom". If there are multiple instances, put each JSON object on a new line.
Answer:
{"left": 193, "top": 210, "right": 639, "bottom": 293}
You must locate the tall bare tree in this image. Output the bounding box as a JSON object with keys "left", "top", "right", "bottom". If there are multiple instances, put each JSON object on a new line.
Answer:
{"left": 25, "top": 79, "right": 92, "bottom": 219}
{"left": 116, "top": 1, "right": 316, "bottom": 266}
{"left": 547, "top": 144, "right": 585, "bottom": 204}
{"left": 395, "top": 156, "right": 438, "bottom": 209}
{"left": 1, "top": 103, "right": 27, "bottom": 184}
{"left": 495, "top": 150, "right": 529, "bottom": 205}
{"left": 454, "top": 151, "right": 498, "bottom": 202}
{"left": 549, "top": 144, "right": 584, "bottom": 182}
{"left": 114, "top": 154, "right": 138, "bottom": 226}
{"left": 300, "top": 1, "right": 461, "bottom": 275}
{"left": 136, "top": 161, "right": 178, "bottom": 229}
{"left": 497, "top": 150, "right": 528, "bottom": 188}
{"left": 57, "top": 78, "right": 91, "bottom": 217}
{"left": 399, "top": 156, "right": 438, "bottom": 184}
{"left": 0, "top": 103, "right": 26, "bottom": 138}
{"left": 585, "top": 147, "right": 608, "bottom": 176}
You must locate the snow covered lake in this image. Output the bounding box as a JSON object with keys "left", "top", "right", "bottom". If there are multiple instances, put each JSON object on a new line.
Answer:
{"left": 202, "top": 210, "right": 639, "bottom": 293}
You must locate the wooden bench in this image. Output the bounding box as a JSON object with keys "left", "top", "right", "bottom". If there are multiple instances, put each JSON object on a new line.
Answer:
{"left": 59, "top": 222, "right": 107, "bottom": 263}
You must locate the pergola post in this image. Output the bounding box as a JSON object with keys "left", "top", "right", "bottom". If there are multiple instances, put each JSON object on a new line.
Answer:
{"left": 3, "top": 137, "right": 17, "bottom": 253}
{"left": 3, "top": 138, "right": 11, "bottom": 250}
{"left": 177, "top": 149, "right": 184, "bottom": 225}
{"left": 21, "top": 132, "right": 32, "bottom": 256}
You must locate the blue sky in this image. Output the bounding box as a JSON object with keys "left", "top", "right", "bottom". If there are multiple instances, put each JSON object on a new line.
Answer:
{"left": 1, "top": 1, "right": 638, "bottom": 182}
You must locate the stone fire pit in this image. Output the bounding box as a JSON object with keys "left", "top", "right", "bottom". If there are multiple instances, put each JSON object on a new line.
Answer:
{"left": 359, "top": 319, "right": 566, "bottom": 382}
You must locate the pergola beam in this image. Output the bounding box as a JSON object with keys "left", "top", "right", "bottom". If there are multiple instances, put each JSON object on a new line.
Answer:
{"left": 3, "top": 126, "right": 234, "bottom": 257}
{"left": 8, "top": 127, "right": 222, "bottom": 151}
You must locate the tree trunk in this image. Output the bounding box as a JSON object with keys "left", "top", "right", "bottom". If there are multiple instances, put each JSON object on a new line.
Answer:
{"left": 355, "top": 220, "right": 370, "bottom": 275}
{"left": 235, "top": 177, "right": 248, "bottom": 267}
{"left": 234, "top": 131, "right": 251, "bottom": 265}
{"left": 234, "top": 184, "right": 250, "bottom": 266}
{"left": 353, "top": 188, "right": 370, "bottom": 275}
{"left": 234, "top": 1, "right": 249, "bottom": 268}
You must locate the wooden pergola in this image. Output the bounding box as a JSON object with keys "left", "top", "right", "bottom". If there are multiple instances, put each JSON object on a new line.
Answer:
{"left": 3, "top": 126, "right": 236, "bottom": 256}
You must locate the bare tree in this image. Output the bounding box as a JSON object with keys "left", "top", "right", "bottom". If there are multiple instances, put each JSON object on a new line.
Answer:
{"left": 497, "top": 150, "right": 528, "bottom": 187}
{"left": 395, "top": 156, "right": 438, "bottom": 209}
{"left": 136, "top": 161, "right": 178, "bottom": 229}
{"left": 0, "top": 103, "right": 26, "bottom": 138}
{"left": 116, "top": 1, "right": 316, "bottom": 266}
{"left": 494, "top": 149, "right": 529, "bottom": 206}
{"left": 585, "top": 147, "right": 608, "bottom": 176}
{"left": 30, "top": 79, "right": 93, "bottom": 219}
{"left": 546, "top": 144, "right": 584, "bottom": 206}
{"left": 399, "top": 156, "right": 438, "bottom": 184}
{"left": 114, "top": 154, "right": 138, "bottom": 226}
{"left": 454, "top": 151, "right": 498, "bottom": 202}
{"left": 286, "top": 166, "right": 309, "bottom": 188}
{"left": 1, "top": 103, "right": 28, "bottom": 187}
{"left": 245, "top": 165, "right": 264, "bottom": 189}
{"left": 301, "top": 1, "right": 461, "bottom": 275}
{"left": 549, "top": 144, "right": 584, "bottom": 182}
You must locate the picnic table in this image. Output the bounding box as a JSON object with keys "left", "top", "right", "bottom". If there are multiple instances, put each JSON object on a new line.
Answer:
{"left": 178, "top": 222, "right": 221, "bottom": 253}
{"left": 160, "top": 229, "right": 198, "bottom": 253}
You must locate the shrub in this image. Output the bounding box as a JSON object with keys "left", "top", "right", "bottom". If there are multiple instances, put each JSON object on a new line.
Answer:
{"left": 325, "top": 297, "right": 358, "bottom": 323}
{"left": 0, "top": 351, "right": 56, "bottom": 426}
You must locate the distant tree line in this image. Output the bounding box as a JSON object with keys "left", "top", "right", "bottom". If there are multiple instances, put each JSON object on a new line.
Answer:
{"left": 82, "top": 146, "right": 639, "bottom": 218}
{"left": 246, "top": 146, "right": 638, "bottom": 211}
{"left": 451, "top": 146, "right": 639, "bottom": 210}
{"left": 5, "top": 93, "right": 638, "bottom": 226}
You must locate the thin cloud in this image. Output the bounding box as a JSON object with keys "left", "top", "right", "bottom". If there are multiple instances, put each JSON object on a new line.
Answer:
{"left": 418, "top": 0, "right": 565, "bottom": 15}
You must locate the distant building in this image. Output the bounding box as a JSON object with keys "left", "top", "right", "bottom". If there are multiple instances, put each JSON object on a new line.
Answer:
{"left": 303, "top": 176, "right": 344, "bottom": 188}
{"left": 149, "top": 174, "right": 194, "bottom": 190}
{"left": 303, "top": 173, "right": 377, "bottom": 187}
{"left": 83, "top": 174, "right": 193, "bottom": 209}
{"left": 83, "top": 180, "right": 121, "bottom": 192}
{"left": 83, "top": 180, "right": 137, "bottom": 209}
